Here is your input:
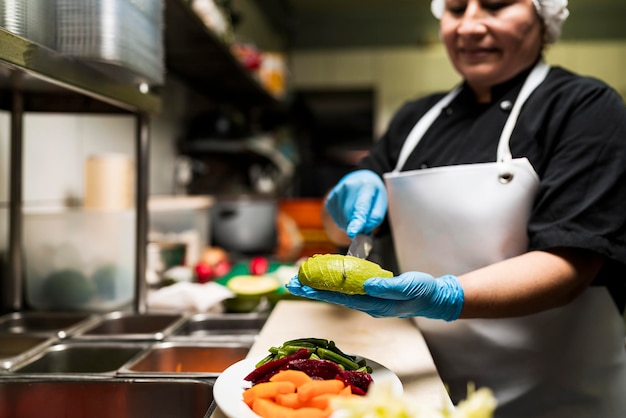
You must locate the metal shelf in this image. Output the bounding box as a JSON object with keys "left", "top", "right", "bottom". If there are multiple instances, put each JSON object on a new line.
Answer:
{"left": 0, "top": 28, "right": 161, "bottom": 113}
{"left": 164, "top": 0, "right": 279, "bottom": 109}
{"left": 0, "top": 28, "right": 157, "bottom": 314}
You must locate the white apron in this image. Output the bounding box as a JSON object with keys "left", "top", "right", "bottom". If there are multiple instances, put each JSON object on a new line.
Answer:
{"left": 383, "top": 62, "right": 626, "bottom": 417}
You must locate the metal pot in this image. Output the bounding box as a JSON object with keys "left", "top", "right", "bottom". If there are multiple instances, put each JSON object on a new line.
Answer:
{"left": 210, "top": 196, "right": 277, "bottom": 255}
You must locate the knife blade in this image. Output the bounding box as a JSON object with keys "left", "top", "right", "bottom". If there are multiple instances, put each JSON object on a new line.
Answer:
{"left": 346, "top": 233, "right": 373, "bottom": 259}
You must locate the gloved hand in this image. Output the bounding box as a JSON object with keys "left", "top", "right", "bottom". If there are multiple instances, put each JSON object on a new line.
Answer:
{"left": 287, "top": 272, "right": 464, "bottom": 322}
{"left": 325, "top": 169, "right": 387, "bottom": 238}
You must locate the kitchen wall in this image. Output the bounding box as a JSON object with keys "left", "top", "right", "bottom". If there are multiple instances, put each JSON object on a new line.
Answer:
{"left": 291, "top": 40, "right": 626, "bottom": 137}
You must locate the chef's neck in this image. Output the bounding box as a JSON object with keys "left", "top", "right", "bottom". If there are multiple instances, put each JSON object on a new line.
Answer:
{"left": 471, "top": 86, "right": 493, "bottom": 104}
{"left": 467, "top": 58, "right": 543, "bottom": 104}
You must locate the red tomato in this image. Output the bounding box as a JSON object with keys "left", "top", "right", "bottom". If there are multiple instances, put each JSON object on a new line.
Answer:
{"left": 249, "top": 256, "right": 269, "bottom": 275}
{"left": 213, "top": 260, "right": 231, "bottom": 278}
{"left": 195, "top": 262, "right": 215, "bottom": 283}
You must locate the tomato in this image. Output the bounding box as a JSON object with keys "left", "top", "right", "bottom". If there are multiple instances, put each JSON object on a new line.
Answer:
{"left": 249, "top": 256, "right": 269, "bottom": 275}
{"left": 194, "top": 262, "right": 215, "bottom": 283}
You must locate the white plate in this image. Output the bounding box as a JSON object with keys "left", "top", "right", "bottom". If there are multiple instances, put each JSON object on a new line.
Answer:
{"left": 213, "top": 354, "right": 403, "bottom": 418}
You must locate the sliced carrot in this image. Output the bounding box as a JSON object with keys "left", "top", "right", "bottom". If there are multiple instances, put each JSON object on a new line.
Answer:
{"left": 246, "top": 374, "right": 357, "bottom": 418}
{"left": 243, "top": 380, "right": 297, "bottom": 407}
{"left": 297, "top": 379, "right": 346, "bottom": 402}
{"left": 339, "top": 384, "right": 352, "bottom": 396}
{"left": 252, "top": 397, "right": 295, "bottom": 418}
{"left": 307, "top": 393, "right": 336, "bottom": 410}
{"left": 290, "top": 406, "right": 332, "bottom": 418}
{"left": 275, "top": 392, "right": 301, "bottom": 409}
{"left": 270, "top": 369, "right": 313, "bottom": 387}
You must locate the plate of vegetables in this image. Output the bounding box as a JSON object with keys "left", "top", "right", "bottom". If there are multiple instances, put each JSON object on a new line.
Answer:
{"left": 213, "top": 338, "right": 402, "bottom": 418}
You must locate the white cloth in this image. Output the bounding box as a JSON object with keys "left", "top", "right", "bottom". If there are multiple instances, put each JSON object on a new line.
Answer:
{"left": 147, "top": 282, "right": 234, "bottom": 312}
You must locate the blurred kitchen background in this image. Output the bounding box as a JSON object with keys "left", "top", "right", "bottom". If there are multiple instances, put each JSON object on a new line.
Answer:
{"left": 0, "top": 0, "right": 625, "bottom": 314}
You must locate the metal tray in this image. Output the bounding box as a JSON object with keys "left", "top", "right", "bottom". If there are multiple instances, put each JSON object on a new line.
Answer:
{"left": 0, "top": 311, "right": 99, "bottom": 339}
{"left": 7, "top": 341, "right": 149, "bottom": 377}
{"left": 0, "top": 334, "right": 56, "bottom": 371}
{"left": 0, "top": 377, "right": 215, "bottom": 418}
{"left": 72, "top": 311, "right": 186, "bottom": 341}
{"left": 170, "top": 312, "right": 268, "bottom": 342}
{"left": 118, "top": 341, "right": 251, "bottom": 378}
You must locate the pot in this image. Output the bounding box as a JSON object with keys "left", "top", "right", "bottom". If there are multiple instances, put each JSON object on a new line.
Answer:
{"left": 210, "top": 196, "right": 277, "bottom": 255}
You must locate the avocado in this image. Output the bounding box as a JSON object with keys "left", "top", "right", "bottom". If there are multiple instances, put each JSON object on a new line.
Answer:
{"left": 298, "top": 254, "right": 393, "bottom": 295}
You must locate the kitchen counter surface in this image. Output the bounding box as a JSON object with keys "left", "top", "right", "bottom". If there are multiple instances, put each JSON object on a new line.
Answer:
{"left": 211, "top": 300, "right": 452, "bottom": 417}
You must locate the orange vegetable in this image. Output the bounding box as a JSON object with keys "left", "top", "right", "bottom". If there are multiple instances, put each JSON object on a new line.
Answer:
{"left": 307, "top": 386, "right": 357, "bottom": 410}
{"left": 275, "top": 392, "right": 301, "bottom": 409}
{"left": 252, "top": 398, "right": 297, "bottom": 418}
{"left": 245, "top": 370, "right": 358, "bottom": 418}
{"left": 243, "top": 380, "right": 296, "bottom": 407}
{"left": 339, "top": 385, "right": 353, "bottom": 396}
{"left": 297, "top": 379, "right": 346, "bottom": 402}
{"left": 290, "top": 406, "right": 331, "bottom": 418}
{"left": 270, "top": 369, "right": 313, "bottom": 387}
{"left": 306, "top": 393, "right": 335, "bottom": 410}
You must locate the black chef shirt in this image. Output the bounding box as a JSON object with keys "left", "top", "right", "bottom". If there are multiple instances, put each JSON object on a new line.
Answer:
{"left": 360, "top": 64, "right": 626, "bottom": 312}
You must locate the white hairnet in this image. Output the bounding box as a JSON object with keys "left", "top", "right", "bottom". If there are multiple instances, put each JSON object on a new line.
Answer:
{"left": 430, "top": 0, "right": 569, "bottom": 44}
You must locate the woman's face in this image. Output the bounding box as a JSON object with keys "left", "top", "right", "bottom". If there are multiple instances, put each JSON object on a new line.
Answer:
{"left": 440, "top": 0, "right": 543, "bottom": 100}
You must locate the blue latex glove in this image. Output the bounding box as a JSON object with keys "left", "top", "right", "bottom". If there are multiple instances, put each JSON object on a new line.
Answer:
{"left": 325, "top": 169, "right": 387, "bottom": 238}
{"left": 287, "top": 272, "right": 464, "bottom": 321}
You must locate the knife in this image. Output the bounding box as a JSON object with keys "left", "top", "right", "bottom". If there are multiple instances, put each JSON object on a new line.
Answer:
{"left": 346, "top": 233, "right": 373, "bottom": 259}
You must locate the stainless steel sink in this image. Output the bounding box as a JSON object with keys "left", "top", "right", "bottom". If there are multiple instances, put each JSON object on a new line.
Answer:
{"left": 0, "top": 377, "right": 214, "bottom": 418}
{"left": 119, "top": 341, "right": 251, "bottom": 378}
{"left": 9, "top": 341, "right": 148, "bottom": 376}
{"left": 171, "top": 312, "right": 268, "bottom": 341}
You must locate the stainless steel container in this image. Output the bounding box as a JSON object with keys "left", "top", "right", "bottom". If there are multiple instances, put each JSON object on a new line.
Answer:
{"left": 118, "top": 340, "right": 251, "bottom": 378}
{"left": 72, "top": 311, "right": 186, "bottom": 341}
{"left": 0, "top": 377, "right": 214, "bottom": 418}
{"left": 0, "top": 0, "right": 56, "bottom": 49}
{"left": 7, "top": 341, "right": 148, "bottom": 376}
{"left": 0, "top": 334, "right": 56, "bottom": 371}
{"left": 0, "top": 311, "right": 99, "bottom": 339}
{"left": 56, "top": 0, "right": 164, "bottom": 84}
{"left": 170, "top": 312, "right": 268, "bottom": 342}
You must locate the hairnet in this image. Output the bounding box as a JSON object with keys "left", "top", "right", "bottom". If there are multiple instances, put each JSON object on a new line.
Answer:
{"left": 430, "top": 0, "right": 569, "bottom": 44}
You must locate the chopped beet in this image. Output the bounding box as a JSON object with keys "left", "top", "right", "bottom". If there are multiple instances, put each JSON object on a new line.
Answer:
{"left": 348, "top": 384, "right": 367, "bottom": 396}
{"left": 286, "top": 358, "right": 344, "bottom": 380}
{"left": 244, "top": 348, "right": 311, "bottom": 383}
{"left": 337, "top": 369, "right": 373, "bottom": 394}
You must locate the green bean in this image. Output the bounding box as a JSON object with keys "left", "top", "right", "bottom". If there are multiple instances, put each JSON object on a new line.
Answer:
{"left": 317, "top": 347, "right": 360, "bottom": 370}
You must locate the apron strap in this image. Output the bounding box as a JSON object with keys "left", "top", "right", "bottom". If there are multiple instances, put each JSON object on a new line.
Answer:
{"left": 393, "top": 87, "right": 461, "bottom": 172}
{"left": 497, "top": 60, "right": 550, "bottom": 163}
{"left": 393, "top": 60, "right": 551, "bottom": 173}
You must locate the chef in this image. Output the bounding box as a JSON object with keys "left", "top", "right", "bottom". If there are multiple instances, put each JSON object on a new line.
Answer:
{"left": 287, "top": 1, "right": 626, "bottom": 417}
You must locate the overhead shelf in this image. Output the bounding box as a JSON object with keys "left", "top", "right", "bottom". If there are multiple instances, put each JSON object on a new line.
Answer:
{"left": 0, "top": 28, "right": 161, "bottom": 114}
{"left": 164, "top": 0, "right": 279, "bottom": 108}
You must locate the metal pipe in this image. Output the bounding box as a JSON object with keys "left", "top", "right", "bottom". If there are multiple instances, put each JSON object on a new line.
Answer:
{"left": 133, "top": 112, "right": 150, "bottom": 313}
{"left": 6, "top": 70, "right": 24, "bottom": 312}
